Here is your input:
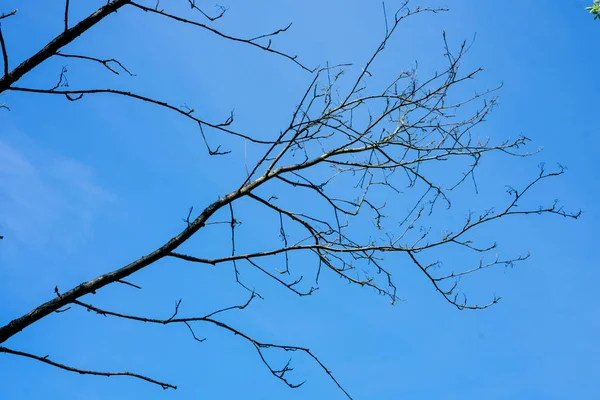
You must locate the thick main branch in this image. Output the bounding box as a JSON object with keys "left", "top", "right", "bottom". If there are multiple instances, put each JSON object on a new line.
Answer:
{"left": 0, "top": 0, "right": 129, "bottom": 92}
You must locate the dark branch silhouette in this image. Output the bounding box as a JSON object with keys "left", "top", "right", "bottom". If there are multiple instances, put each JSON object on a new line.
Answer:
{"left": 0, "top": 346, "right": 177, "bottom": 389}
{"left": 0, "top": 9, "right": 17, "bottom": 21}
{"left": 0, "top": 22, "right": 8, "bottom": 76}
{"left": 0, "top": 1, "right": 579, "bottom": 398}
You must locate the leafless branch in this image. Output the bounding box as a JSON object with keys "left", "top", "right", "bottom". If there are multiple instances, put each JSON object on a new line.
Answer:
{"left": 68, "top": 294, "right": 350, "bottom": 397}
{"left": 0, "top": 23, "right": 8, "bottom": 76}
{"left": 55, "top": 52, "right": 135, "bottom": 75}
{"left": 6, "top": 86, "right": 285, "bottom": 154}
{"left": 0, "top": 1, "right": 580, "bottom": 398}
{"left": 64, "top": 0, "right": 70, "bottom": 31}
{"left": 0, "top": 346, "right": 176, "bottom": 389}
{"left": 117, "top": 279, "right": 142, "bottom": 289}
{"left": 187, "top": 1, "right": 228, "bottom": 21}
{"left": 0, "top": 9, "right": 17, "bottom": 21}
{"left": 129, "top": 2, "right": 312, "bottom": 72}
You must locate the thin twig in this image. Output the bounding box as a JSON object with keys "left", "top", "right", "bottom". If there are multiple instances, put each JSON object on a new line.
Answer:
{"left": 129, "top": 2, "right": 313, "bottom": 72}
{"left": 0, "top": 23, "right": 8, "bottom": 76}
{"left": 0, "top": 9, "right": 17, "bottom": 21}
{"left": 117, "top": 279, "right": 142, "bottom": 289}
{"left": 0, "top": 346, "right": 176, "bottom": 389}
{"left": 55, "top": 52, "right": 134, "bottom": 75}
{"left": 64, "top": 0, "right": 70, "bottom": 31}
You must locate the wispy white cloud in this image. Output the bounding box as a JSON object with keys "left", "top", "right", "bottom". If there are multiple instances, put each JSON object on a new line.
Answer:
{"left": 0, "top": 134, "right": 114, "bottom": 251}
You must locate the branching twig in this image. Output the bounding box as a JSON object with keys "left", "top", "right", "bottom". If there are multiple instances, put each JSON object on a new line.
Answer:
{"left": 68, "top": 295, "right": 351, "bottom": 397}
{"left": 187, "top": 1, "right": 227, "bottom": 21}
{"left": 129, "top": 2, "right": 312, "bottom": 72}
{"left": 6, "top": 86, "right": 283, "bottom": 153}
{"left": 55, "top": 52, "right": 135, "bottom": 75}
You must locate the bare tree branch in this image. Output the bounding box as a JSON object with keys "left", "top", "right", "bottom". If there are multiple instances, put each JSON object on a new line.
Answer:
{"left": 187, "top": 1, "right": 228, "bottom": 21}
{"left": 6, "top": 86, "right": 285, "bottom": 152}
{"left": 129, "top": 2, "right": 312, "bottom": 72}
{"left": 0, "top": 9, "right": 17, "bottom": 21}
{"left": 68, "top": 294, "right": 351, "bottom": 398}
{"left": 0, "top": 346, "right": 177, "bottom": 389}
{"left": 0, "top": 1, "right": 580, "bottom": 397}
{"left": 64, "top": 0, "right": 70, "bottom": 31}
{"left": 55, "top": 52, "right": 135, "bottom": 75}
{"left": 116, "top": 279, "right": 142, "bottom": 289}
{"left": 0, "top": 23, "right": 8, "bottom": 76}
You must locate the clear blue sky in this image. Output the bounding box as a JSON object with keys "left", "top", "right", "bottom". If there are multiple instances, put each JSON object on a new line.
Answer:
{"left": 1, "top": 0, "right": 598, "bottom": 399}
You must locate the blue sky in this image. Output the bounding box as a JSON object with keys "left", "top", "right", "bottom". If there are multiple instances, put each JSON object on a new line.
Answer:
{"left": 0, "top": 0, "right": 598, "bottom": 399}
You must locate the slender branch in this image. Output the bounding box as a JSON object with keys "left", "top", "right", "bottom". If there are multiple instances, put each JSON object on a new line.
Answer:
{"left": 64, "top": 0, "right": 70, "bottom": 31}
{"left": 54, "top": 52, "right": 135, "bottom": 75}
{"left": 187, "top": 1, "right": 227, "bottom": 21}
{"left": 7, "top": 86, "right": 280, "bottom": 149}
{"left": 0, "top": 346, "right": 176, "bottom": 389}
{"left": 0, "top": 23, "right": 7, "bottom": 76}
{"left": 129, "top": 2, "right": 312, "bottom": 72}
{"left": 0, "top": 9, "right": 17, "bottom": 21}
{"left": 117, "top": 279, "right": 142, "bottom": 289}
{"left": 70, "top": 297, "right": 351, "bottom": 398}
